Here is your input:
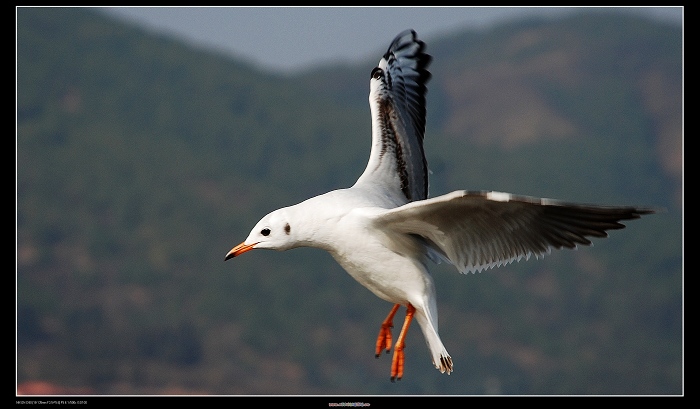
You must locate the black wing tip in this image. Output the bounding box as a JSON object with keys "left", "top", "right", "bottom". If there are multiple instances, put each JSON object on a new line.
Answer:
{"left": 635, "top": 207, "right": 661, "bottom": 216}
{"left": 387, "top": 29, "right": 419, "bottom": 49}
{"left": 385, "top": 29, "right": 431, "bottom": 63}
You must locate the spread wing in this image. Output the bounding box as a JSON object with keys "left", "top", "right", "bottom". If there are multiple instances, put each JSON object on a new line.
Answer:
{"left": 372, "top": 190, "right": 654, "bottom": 273}
{"left": 354, "top": 29, "right": 432, "bottom": 203}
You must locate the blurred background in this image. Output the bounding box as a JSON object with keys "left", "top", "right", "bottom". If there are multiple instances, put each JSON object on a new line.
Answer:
{"left": 17, "top": 6, "right": 682, "bottom": 395}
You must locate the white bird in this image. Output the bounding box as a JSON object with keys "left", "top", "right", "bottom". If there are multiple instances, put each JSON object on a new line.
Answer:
{"left": 225, "top": 30, "right": 653, "bottom": 381}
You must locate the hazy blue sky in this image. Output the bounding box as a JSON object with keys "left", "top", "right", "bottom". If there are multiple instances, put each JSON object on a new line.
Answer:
{"left": 98, "top": 6, "right": 682, "bottom": 74}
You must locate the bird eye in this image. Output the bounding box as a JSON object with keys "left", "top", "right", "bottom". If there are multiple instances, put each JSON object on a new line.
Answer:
{"left": 371, "top": 67, "right": 383, "bottom": 80}
{"left": 261, "top": 228, "right": 271, "bottom": 236}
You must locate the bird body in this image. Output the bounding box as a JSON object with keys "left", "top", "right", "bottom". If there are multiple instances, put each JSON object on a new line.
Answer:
{"left": 225, "top": 30, "right": 653, "bottom": 380}
{"left": 230, "top": 186, "right": 452, "bottom": 375}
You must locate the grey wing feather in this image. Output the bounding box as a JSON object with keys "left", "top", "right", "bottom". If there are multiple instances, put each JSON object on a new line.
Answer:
{"left": 356, "top": 30, "right": 432, "bottom": 203}
{"left": 373, "top": 190, "right": 654, "bottom": 273}
{"left": 382, "top": 30, "right": 432, "bottom": 201}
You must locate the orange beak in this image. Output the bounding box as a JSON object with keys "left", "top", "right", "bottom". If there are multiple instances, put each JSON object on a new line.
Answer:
{"left": 225, "top": 242, "right": 257, "bottom": 260}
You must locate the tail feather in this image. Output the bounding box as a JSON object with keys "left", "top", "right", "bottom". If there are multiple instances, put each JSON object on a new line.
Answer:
{"left": 414, "top": 305, "right": 453, "bottom": 374}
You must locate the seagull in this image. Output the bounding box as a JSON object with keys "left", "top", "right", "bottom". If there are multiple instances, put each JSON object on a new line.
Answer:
{"left": 225, "top": 30, "right": 654, "bottom": 381}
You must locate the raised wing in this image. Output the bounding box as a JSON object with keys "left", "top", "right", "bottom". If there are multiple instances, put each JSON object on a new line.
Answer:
{"left": 372, "top": 190, "right": 654, "bottom": 273}
{"left": 354, "top": 29, "right": 432, "bottom": 203}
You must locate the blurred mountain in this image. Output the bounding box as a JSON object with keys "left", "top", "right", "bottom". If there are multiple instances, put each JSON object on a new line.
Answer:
{"left": 16, "top": 7, "right": 682, "bottom": 395}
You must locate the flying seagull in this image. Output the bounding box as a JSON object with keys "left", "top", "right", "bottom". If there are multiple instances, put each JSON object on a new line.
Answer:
{"left": 225, "top": 30, "right": 653, "bottom": 381}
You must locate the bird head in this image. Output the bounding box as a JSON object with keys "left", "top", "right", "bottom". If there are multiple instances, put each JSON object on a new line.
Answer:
{"left": 225, "top": 208, "right": 295, "bottom": 260}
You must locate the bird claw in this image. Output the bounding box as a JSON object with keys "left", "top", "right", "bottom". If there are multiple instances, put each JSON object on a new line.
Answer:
{"left": 376, "top": 304, "right": 411, "bottom": 381}
{"left": 375, "top": 325, "right": 393, "bottom": 356}
{"left": 390, "top": 345, "right": 405, "bottom": 381}
{"left": 375, "top": 304, "right": 400, "bottom": 357}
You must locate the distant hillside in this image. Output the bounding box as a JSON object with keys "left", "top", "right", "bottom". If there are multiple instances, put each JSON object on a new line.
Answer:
{"left": 17, "top": 7, "right": 681, "bottom": 395}
{"left": 428, "top": 13, "right": 681, "bottom": 203}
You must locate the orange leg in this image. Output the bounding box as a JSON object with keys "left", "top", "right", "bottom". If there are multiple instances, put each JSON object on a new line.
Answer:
{"left": 375, "top": 304, "right": 400, "bottom": 357}
{"left": 390, "top": 303, "right": 415, "bottom": 382}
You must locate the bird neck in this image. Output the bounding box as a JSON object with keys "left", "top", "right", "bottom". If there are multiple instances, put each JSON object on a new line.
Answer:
{"left": 285, "top": 197, "right": 342, "bottom": 252}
